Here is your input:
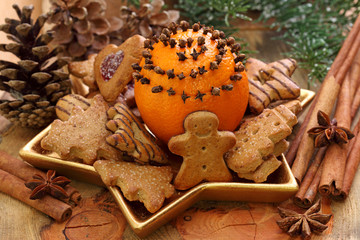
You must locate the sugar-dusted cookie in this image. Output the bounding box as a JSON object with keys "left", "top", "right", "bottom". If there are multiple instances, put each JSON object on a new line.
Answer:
{"left": 168, "top": 111, "right": 235, "bottom": 190}
{"left": 225, "top": 104, "right": 297, "bottom": 175}
{"left": 105, "top": 102, "right": 167, "bottom": 164}
{"left": 273, "top": 139, "right": 289, "bottom": 157}
{"left": 94, "top": 35, "right": 145, "bottom": 102}
{"left": 41, "top": 94, "right": 123, "bottom": 165}
{"left": 68, "top": 53, "right": 97, "bottom": 91}
{"left": 237, "top": 155, "right": 282, "bottom": 183}
{"left": 55, "top": 94, "right": 90, "bottom": 121}
{"left": 93, "top": 160, "right": 174, "bottom": 213}
{"left": 246, "top": 58, "right": 300, "bottom": 114}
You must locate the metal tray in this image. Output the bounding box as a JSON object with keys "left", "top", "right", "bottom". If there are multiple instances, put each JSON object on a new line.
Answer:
{"left": 19, "top": 89, "right": 315, "bottom": 237}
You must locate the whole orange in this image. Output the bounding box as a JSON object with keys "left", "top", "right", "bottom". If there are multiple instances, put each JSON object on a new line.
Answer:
{"left": 134, "top": 24, "right": 249, "bottom": 143}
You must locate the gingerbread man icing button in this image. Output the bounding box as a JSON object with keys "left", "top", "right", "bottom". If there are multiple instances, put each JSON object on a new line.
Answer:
{"left": 168, "top": 111, "right": 236, "bottom": 190}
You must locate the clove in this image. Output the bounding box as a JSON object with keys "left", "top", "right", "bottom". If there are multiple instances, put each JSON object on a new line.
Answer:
{"left": 169, "top": 38, "right": 177, "bottom": 48}
{"left": 131, "top": 63, "right": 142, "bottom": 71}
{"left": 192, "top": 23, "right": 200, "bottom": 32}
{"left": 167, "top": 87, "right": 176, "bottom": 96}
{"left": 198, "top": 66, "right": 207, "bottom": 75}
{"left": 235, "top": 64, "right": 245, "bottom": 72}
{"left": 154, "top": 66, "right": 165, "bottom": 75}
{"left": 190, "top": 49, "right": 200, "bottom": 60}
{"left": 215, "top": 55, "right": 222, "bottom": 64}
{"left": 132, "top": 72, "right": 142, "bottom": 80}
{"left": 166, "top": 69, "right": 175, "bottom": 79}
{"left": 151, "top": 85, "right": 163, "bottom": 93}
{"left": 177, "top": 51, "right": 188, "bottom": 61}
{"left": 178, "top": 39, "right": 187, "bottom": 48}
{"left": 195, "top": 90, "right": 206, "bottom": 101}
{"left": 140, "top": 77, "right": 150, "bottom": 84}
{"left": 180, "top": 20, "right": 189, "bottom": 31}
{"left": 230, "top": 74, "right": 242, "bottom": 81}
{"left": 221, "top": 84, "right": 233, "bottom": 91}
{"left": 234, "top": 53, "right": 246, "bottom": 63}
{"left": 181, "top": 91, "right": 190, "bottom": 103}
{"left": 197, "top": 36, "right": 205, "bottom": 45}
{"left": 190, "top": 69, "right": 198, "bottom": 78}
{"left": 211, "top": 87, "right": 221, "bottom": 96}
{"left": 177, "top": 72, "right": 185, "bottom": 80}
{"left": 159, "top": 33, "right": 168, "bottom": 46}
{"left": 144, "top": 39, "right": 153, "bottom": 50}
{"left": 162, "top": 28, "right": 171, "bottom": 37}
{"left": 187, "top": 37, "right": 194, "bottom": 47}
{"left": 211, "top": 30, "right": 220, "bottom": 40}
{"left": 210, "top": 61, "right": 218, "bottom": 70}
{"left": 226, "top": 37, "right": 235, "bottom": 46}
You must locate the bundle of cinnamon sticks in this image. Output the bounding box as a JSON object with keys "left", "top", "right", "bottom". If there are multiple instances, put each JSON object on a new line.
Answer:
{"left": 0, "top": 150, "right": 81, "bottom": 221}
{"left": 287, "top": 14, "right": 360, "bottom": 208}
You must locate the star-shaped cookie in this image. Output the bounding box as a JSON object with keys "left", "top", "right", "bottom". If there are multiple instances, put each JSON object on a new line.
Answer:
{"left": 168, "top": 111, "right": 235, "bottom": 190}
{"left": 41, "top": 94, "right": 123, "bottom": 165}
{"left": 246, "top": 58, "right": 300, "bottom": 114}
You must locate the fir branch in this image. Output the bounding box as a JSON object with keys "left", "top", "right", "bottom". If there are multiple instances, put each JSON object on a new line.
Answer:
{"left": 251, "top": 0, "right": 360, "bottom": 85}
{"left": 175, "top": 0, "right": 251, "bottom": 35}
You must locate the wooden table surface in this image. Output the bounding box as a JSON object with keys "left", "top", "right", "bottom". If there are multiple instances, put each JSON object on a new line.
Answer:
{"left": 1, "top": 3, "right": 359, "bottom": 240}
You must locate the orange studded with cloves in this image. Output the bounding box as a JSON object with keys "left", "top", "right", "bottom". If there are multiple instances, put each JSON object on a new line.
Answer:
{"left": 133, "top": 21, "right": 249, "bottom": 143}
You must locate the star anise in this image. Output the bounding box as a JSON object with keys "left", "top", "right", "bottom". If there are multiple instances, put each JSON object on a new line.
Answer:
{"left": 308, "top": 110, "right": 354, "bottom": 148}
{"left": 277, "top": 200, "right": 332, "bottom": 239}
{"left": 25, "top": 170, "right": 71, "bottom": 200}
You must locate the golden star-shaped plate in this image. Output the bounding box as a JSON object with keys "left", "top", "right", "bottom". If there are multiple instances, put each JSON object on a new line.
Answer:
{"left": 19, "top": 89, "right": 314, "bottom": 238}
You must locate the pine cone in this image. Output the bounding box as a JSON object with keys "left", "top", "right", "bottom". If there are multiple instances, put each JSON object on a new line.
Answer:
{"left": 0, "top": 4, "right": 71, "bottom": 128}
{"left": 109, "top": 0, "right": 180, "bottom": 45}
{"left": 48, "top": 0, "right": 119, "bottom": 59}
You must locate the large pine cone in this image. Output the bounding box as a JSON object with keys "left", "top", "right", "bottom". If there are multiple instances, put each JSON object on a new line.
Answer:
{"left": 0, "top": 4, "right": 71, "bottom": 128}
{"left": 109, "top": 0, "right": 179, "bottom": 45}
{"left": 48, "top": 0, "right": 118, "bottom": 59}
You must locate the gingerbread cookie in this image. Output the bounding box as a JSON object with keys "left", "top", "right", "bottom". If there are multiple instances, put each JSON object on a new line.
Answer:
{"left": 93, "top": 160, "right": 174, "bottom": 213}
{"left": 168, "top": 111, "right": 235, "bottom": 190}
{"left": 246, "top": 58, "right": 300, "bottom": 114}
{"left": 55, "top": 94, "right": 90, "bottom": 121}
{"left": 94, "top": 35, "right": 145, "bottom": 102}
{"left": 237, "top": 155, "right": 282, "bottom": 183}
{"left": 68, "top": 53, "right": 97, "bottom": 91}
{"left": 225, "top": 104, "right": 297, "bottom": 176}
{"left": 105, "top": 102, "right": 167, "bottom": 164}
{"left": 41, "top": 94, "right": 123, "bottom": 165}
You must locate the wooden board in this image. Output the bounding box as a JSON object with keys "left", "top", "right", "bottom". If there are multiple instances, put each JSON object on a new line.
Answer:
{"left": 0, "top": 2, "right": 359, "bottom": 239}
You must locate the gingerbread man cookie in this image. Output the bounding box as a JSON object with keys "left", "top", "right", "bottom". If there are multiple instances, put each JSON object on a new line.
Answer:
{"left": 168, "top": 111, "right": 235, "bottom": 190}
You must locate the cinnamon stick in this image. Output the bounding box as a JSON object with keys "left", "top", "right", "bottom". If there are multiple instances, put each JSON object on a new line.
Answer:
{"left": 0, "top": 150, "right": 81, "bottom": 205}
{"left": 291, "top": 76, "right": 340, "bottom": 183}
{"left": 325, "top": 14, "right": 360, "bottom": 81}
{"left": 336, "top": 119, "right": 360, "bottom": 200}
{"left": 334, "top": 28, "right": 360, "bottom": 85}
{"left": 349, "top": 48, "right": 360, "bottom": 103}
{"left": 351, "top": 87, "right": 360, "bottom": 119}
{"left": 287, "top": 14, "right": 360, "bottom": 165}
{"left": 294, "top": 147, "right": 326, "bottom": 207}
{"left": 319, "top": 73, "right": 352, "bottom": 196}
{"left": 0, "top": 168, "right": 72, "bottom": 222}
{"left": 302, "top": 161, "right": 324, "bottom": 208}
